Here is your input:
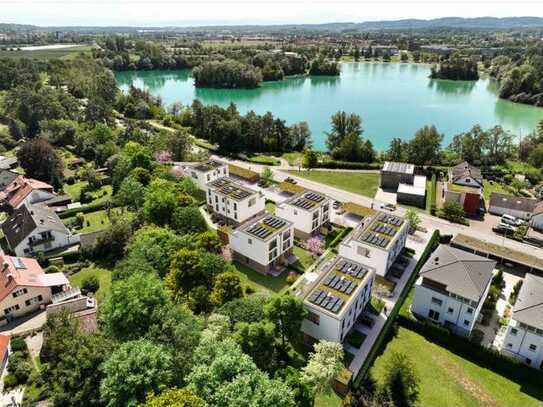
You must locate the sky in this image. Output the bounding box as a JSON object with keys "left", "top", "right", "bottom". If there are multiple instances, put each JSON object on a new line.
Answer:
{"left": 1, "top": 0, "right": 543, "bottom": 27}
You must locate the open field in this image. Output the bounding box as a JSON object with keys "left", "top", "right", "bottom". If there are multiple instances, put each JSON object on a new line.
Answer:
{"left": 286, "top": 170, "right": 379, "bottom": 198}
{"left": 483, "top": 179, "right": 509, "bottom": 201}
{"left": 68, "top": 266, "right": 112, "bottom": 303}
{"left": 371, "top": 327, "right": 543, "bottom": 407}
{"left": 0, "top": 45, "right": 93, "bottom": 60}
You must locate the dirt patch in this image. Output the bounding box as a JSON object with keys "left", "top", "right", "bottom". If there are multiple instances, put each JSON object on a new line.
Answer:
{"left": 431, "top": 350, "right": 499, "bottom": 407}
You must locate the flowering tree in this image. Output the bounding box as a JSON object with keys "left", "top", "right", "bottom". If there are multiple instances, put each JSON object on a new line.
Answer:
{"left": 301, "top": 341, "right": 344, "bottom": 396}
{"left": 155, "top": 150, "right": 172, "bottom": 164}
{"left": 304, "top": 236, "right": 325, "bottom": 257}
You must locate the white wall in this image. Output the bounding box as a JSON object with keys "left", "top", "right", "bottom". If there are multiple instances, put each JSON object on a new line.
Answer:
{"left": 231, "top": 224, "right": 294, "bottom": 267}
{"left": 488, "top": 206, "right": 532, "bottom": 221}
{"left": 276, "top": 200, "right": 331, "bottom": 236}
{"left": 0, "top": 285, "right": 53, "bottom": 320}
{"left": 207, "top": 189, "right": 265, "bottom": 224}
{"left": 15, "top": 228, "right": 80, "bottom": 257}
{"left": 531, "top": 214, "right": 543, "bottom": 231}
{"left": 190, "top": 165, "right": 228, "bottom": 190}
{"left": 411, "top": 280, "right": 487, "bottom": 336}
{"left": 502, "top": 321, "right": 543, "bottom": 369}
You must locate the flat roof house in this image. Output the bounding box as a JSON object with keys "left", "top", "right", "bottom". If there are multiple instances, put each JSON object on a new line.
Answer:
{"left": 411, "top": 245, "right": 495, "bottom": 336}
{"left": 380, "top": 161, "right": 415, "bottom": 190}
{"left": 230, "top": 214, "right": 294, "bottom": 274}
{"left": 275, "top": 190, "right": 332, "bottom": 239}
{"left": 338, "top": 212, "right": 409, "bottom": 277}
{"left": 0, "top": 252, "right": 71, "bottom": 324}
{"left": 188, "top": 160, "right": 229, "bottom": 190}
{"left": 206, "top": 177, "right": 265, "bottom": 225}
{"left": 488, "top": 192, "right": 537, "bottom": 221}
{"left": 299, "top": 256, "right": 375, "bottom": 343}
{"left": 2, "top": 204, "right": 80, "bottom": 257}
{"left": 502, "top": 273, "right": 543, "bottom": 370}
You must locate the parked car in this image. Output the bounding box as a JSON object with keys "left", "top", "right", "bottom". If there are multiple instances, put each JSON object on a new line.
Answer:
{"left": 333, "top": 200, "right": 342, "bottom": 209}
{"left": 380, "top": 203, "right": 396, "bottom": 211}
{"left": 284, "top": 177, "right": 297, "bottom": 184}
{"left": 493, "top": 222, "right": 517, "bottom": 235}
{"left": 501, "top": 214, "right": 524, "bottom": 227}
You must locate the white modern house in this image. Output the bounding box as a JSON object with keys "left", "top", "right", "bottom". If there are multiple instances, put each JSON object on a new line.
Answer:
{"left": 502, "top": 273, "right": 543, "bottom": 370}
{"left": 2, "top": 204, "right": 80, "bottom": 257}
{"left": 230, "top": 214, "right": 294, "bottom": 274}
{"left": 299, "top": 256, "right": 375, "bottom": 343}
{"left": 338, "top": 212, "right": 409, "bottom": 278}
{"left": 275, "top": 190, "right": 332, "bottom": 239}
{"left": 188, "top": 160, "right": 229, "bottom": 190}
{"left": 411, "top": 245, "right": 495, "bottom": 336}
{"left": 206, "top": 177, "right": 265, "bottom": 225}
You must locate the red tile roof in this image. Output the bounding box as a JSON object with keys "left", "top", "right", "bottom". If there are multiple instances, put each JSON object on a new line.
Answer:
{"left": 0, "top": 335, "right": 9, "bottom": 363}
{"left": 0, "top": 176, "right": 53, "bottom": 209}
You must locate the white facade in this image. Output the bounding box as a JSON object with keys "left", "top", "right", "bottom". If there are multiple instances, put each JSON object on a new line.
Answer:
{"left": 300, "top": 257, "right": 375, "bottom": 343}
{"left": 275, "top": 192, "right": 331, "bottom": 238}
{"left": 15, "top": 228, "right": 80, "bottom": 258}
{"left": 488, "top": 205, "right": 533, "bottom": 222}
{"left": 531, "top": 213, "right": 543, "bottom": 232}
{"left": 502, "top": 320, "right": 543, "bottom": 369}
{"left": 188, "top": 161, "right": 228, "bottom": 190}
{"left": 338, "top": 213, "right": 409, "bottom": 277}
{"left": 15, "top": 189, "right": 56, "bottom": 209}
{"left": 230, "top": 215, "right": 294, "bottom": 272}
{"left": 411, "top": 279, "right": 489, "bottom": 336}
{"left": 206, "top": 179, "right": 265, "bottom": 225}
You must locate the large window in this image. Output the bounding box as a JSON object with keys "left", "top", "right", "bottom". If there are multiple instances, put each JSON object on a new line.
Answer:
{"left": 428, "top": 309, "right": 440, "bottom": 321}
{"left": 431, "top": 297, "right": 443, "bottom": 306}
{"left": 306, "top": 311, "right": 320, "bottom": 325}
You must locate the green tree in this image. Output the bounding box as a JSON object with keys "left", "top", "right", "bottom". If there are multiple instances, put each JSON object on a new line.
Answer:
{"left": 301, "top": 341, "right": 344, "bottom": 397}
{"left": 302, "top": 147, "right": 318, "bottom": 170}
{"left": 325, "top": 111, "right": 362, "bottom": 152}
{"left": 196, "top": 230, "right": 222, "bottom": 253}
{"left": 17, "top": 138, "right": 64, "bottom": 185}
{"left": 264, "top": 294, "right": 307, "bottom": 349}
{"left": 405, "top": 209, "right": 421, "bottom": 232}
{"left": 261, "top": 167, "right": 274, "bottom": 186}
{"left": 383, "top": 352, "right": 419, "bottom": 407}
{"left": 218, "top": 296, "right": 266, "bottom": 328}
{"left": 102, "top": 272, "right": 168, "bottom": 341}
{"left": 171, "top": 206, "right": 207, "bottom": 234}
{"left": 166, "top": 249, "right": 203, "bottom": 300}
{"left": 529, "top": 144, "right": 543, "bottom": 168}
{"left": 407, "top": 125, "right": 443, "bottom": 165}
{"left": 386, "top": 138, "right": 408, "bottom": 162}
{"left": 275, "top": 367, "right": 313, "bottom": 407}
{"left": 143, "top": 178, "right": 179, "bottom": 226}
{"left": 441, "top": 200, "right": 465, "bottom": 223}
{"left": 100, "top": 339, "right": 174, "bottom": 407}
{"left": 114, "top": 176, "right": 146, "bottom": 209}
{"left": 210, "top": 271, "right": 244, "bottom": 306}
{"left": 232, "top": 320, "right": 276, "bottom": 371}
{"left": 144, "top": 388, "right": 206, "bottom": 407}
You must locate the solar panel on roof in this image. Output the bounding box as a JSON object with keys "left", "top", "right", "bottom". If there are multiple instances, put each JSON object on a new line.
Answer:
{"left": 308, "top": 291, "right": 319, "bottom": 302}
{"left": 331, "top": 301, "right": 342, "bottom": 313}
{"left": 325, "top": 297, "right": 337, "bottom": 310}
{"left": 315, "top": 292, "right": 326, "bottom": 305}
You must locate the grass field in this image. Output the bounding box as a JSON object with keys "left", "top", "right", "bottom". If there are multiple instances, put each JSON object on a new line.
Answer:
{"left": 63, "top": 182, "right": 112, "bottom": 204}
{"left": 371, "top": 327, "right": 543, "bottom": 407}
{"left": 69, "top": 266, "right": 112, "bottom": 303}
{"left": 247, "top": 155, "right": 279, "bottom": 166}
{"left": 483, "top": 180, "right": 509, "bottom": 201}
{"left": 232, "top": 262, "right": 289, "bottom": 295}
{"left": 63, "top": 209, "right": 110, "bottom": 233}
{"left": 281, "top": 152, "right": 303, "bottom": 167}
{"left": 286, "top": 170, "right": 379, "bottom": 198}
{"left": 291, "top": 245, "right": 315, "bottom": 271}
{"left": 0, "top": 45, "right": 93, "bottom": 60}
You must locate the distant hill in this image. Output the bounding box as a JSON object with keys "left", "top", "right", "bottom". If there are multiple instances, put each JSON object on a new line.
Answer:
{"left": 1, "top": 17, "right": 543, "bottom": 33}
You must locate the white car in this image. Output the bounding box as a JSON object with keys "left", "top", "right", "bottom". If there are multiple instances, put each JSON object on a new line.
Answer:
{"left": 380, "top": 203, "right": 396, "bottom": 211}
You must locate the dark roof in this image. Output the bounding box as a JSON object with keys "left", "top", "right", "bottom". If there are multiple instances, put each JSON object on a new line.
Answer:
{"left": 488, "top": 193, "right": 537, "bottom": 213}
{"left": 532, "top": 201, "right": 543, "bottom": 216}
{"left": 0, "top": 169, "right": 19, "bottom": 190}
{"left": 42, "top": 194, "right": 72, "bottom": 207}
{"left": 420, "top": 245, "right": 495, "bottom": 302}
{"left": 2, "top": 204, "right": 69, "bottom": 249}
{"left": 450, "top": 161, "right": 483, "bottom": 186}
{"left": 0, "top": 158, "right": 18, "bottom": 170}
{"left": 512, "top": 273, "right": 543, "bottom": 330}
{"left": 382, "top": 161, "right": 414, "bottom": 175}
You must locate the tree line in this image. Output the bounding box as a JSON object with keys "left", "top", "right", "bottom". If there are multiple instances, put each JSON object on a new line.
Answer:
{"left": 430, "top": 54, "right": 479, "bottom": 80}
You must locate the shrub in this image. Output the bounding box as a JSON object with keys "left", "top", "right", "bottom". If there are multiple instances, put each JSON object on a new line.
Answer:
{"left": 10, "top": 337, "right": 27, "bottom": 353}
{"left": 245, "top": 286, "right": 255, "bottom": 295}
{"left": 45, "top": 265, "right": 60, "bottom": 274}
{"left": 3, "top": 374, "right": 17, "bottom": 389}
{"left": 81, "top": 275, "right": 100, "bottom": 293}
{"left": 470, "top": 329, "right": 485, "bottom": 345}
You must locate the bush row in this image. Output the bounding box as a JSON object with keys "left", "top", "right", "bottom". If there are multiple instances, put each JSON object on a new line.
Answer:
{"left": 58, "top": 201, "right": 110, "bottom": 219}
{"left": 315, "top": 160, "right": 383, "bottom": 170}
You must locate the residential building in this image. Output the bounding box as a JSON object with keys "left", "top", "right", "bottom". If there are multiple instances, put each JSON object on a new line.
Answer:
{"left": 380, "top": 161, "right": 415, "bottom": 190}
{"left": 338, "top": 212, "right": 409, "bottom": 277}
{"left": 0, "top": 169, "right": 19, "bottom": 190}
{"left": 2, "top": 204, "right": 80, "bottom": 257}
{"left": 299, "top": 256, "right": 375, "bottom": 343}
{"left": 0, "top": 175, "right": 55, "bottom": 210}
{"left": 502, "top": 273, "right": 543, "bottom": 369}
{"left": 0, "top": 335, "right": 8, "bottom": 378}
{"left": 411, "top": 245, "right": 495, "bottom": 336}
{"left": 206, "top": 177, "right": 265, "bottom": 225}
{"left": 397, "top": 175, "right": 427, "bottom": 208}
{"left": 275, "top": 190, "right": 332, "bottom": 239}
{"left": 230, "top": 214, "right": 294, "bottom": 274}
{"left": 0, "top": 252, "right": 71, "bottom": 324}
{"left": 531, "top": 202, "right": 543, "bottom": 232}
{"left": 420, "top": 44, "right": 456, "bottom": 56}
{"left": 448, "top": 161, "right": 483, "bottom": 189}
{"left": 488, "top": 193, "right": 537, "bottom": 221}
{"left": 371, "top": 45, "right": 400, "bottom": 56}
{"left": 187, "top": 160, "right": 229, "bottom": 190}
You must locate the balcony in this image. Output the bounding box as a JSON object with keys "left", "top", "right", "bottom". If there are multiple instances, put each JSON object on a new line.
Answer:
{"left": 28, "top": 235, "right": 55, "bottom": 247}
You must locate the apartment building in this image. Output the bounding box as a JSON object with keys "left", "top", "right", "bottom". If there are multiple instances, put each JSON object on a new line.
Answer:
{"left": 0, "top": 252, "right": 71, "bottom": 324}
{"left": 188, "top": 160, "right": 229, "bottom": 190}
{"left": 299, "top": 256, "right": 375, "bottom": 343}
{"left": 206, "top": 177, "right": 265, "bottom": 225}
{"left": 338, "top": 212, "right": 409, "bottom": 277}
{"left": 230, "top": 214, "right": 294, "bottom": 274}
{"left": 411, "top": 245, "right": 495, "bottom": 336}
{"left": 502, "top": 273, "right": 543, "bottom": 370}
{"left": 275, "top": 190, "right": 332, "bottom": 239}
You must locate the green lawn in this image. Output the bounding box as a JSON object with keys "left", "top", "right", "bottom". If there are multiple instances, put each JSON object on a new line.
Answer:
{"left": 247, "top": 155, "right": 279, "bottom": 166}
{"left": 371, "top": 327, "right": 543, "bottom": 407}
{"left": 483, "top": 179, "right": 508, "bottom": 201}
{"left": 315, "top": 392, "right": 343, "bottom": 407}
{"left": 291, "top": 245, "right": 316, "bottom": 271}
{"left": 286, "top": 171, "right": 379, "bottom": 198}
{"left": 232, "top": 262, "right": 289, "bottom": 295}
{"left": 281, "top": 152, "right": 304, "bottom": 167}
{"left": 63, "top": 210, "right": 110, "bottom": 233}
{"left": 63, "top": 182, "right": 112, "bottom": 204}
{"left": 69, "top": 266, "right": 112, "bottom": 303}
{"left": 0, "top": 45, "right": 93, "bottom": 60}
{"left": 265, "top": 201, "right": 276, "bottom": 214}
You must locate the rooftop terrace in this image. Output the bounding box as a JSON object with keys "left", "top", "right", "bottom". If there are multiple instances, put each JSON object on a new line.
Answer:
{"left": 208, "top": 177, "right": 258, "bottom": 201}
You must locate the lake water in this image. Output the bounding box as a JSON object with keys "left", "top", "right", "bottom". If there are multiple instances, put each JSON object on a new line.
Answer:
{"left": 115, "top": 62, "right": 543, "bottom": 151}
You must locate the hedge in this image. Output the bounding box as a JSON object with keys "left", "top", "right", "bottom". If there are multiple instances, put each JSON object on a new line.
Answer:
{"left": 315, "top": 160, "right": 382, "bottom": 170}
{"left": 58, "top": 201, "right": 110, "bottom": 219}
{"left": 429, "top": 173, "right": 437, "bottom": 215}
{"left": 353, "top": 229, "right": 440, "bottom": 385}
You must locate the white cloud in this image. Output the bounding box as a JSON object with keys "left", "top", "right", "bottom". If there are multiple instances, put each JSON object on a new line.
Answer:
{"left": 1, "top": 0, "right": 541, "bottom": 26}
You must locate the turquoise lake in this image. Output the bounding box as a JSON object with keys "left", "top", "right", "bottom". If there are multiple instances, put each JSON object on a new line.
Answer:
{"left": 115, "top": 62, "right": 543, "bottom": 151}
